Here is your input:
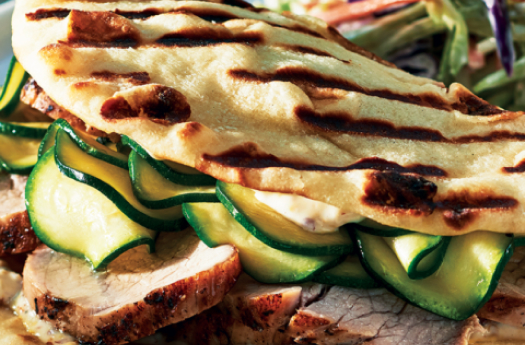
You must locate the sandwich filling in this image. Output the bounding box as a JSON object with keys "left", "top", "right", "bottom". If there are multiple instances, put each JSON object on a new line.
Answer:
{"left": 2, "top": 0, "right": 525, "bottom": 343}
{"left": 254, "top": 190, "right": 364, "bottom": 233}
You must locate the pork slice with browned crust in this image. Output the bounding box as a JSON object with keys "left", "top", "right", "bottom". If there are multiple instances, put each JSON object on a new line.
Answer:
{"left": 20, "top": 78, "right": 120, "bottom": 142}
{"left": 23, "top": 229, "right": 241, "bottom": 344}
{"left": 0, "top": 173, "right": 39, "bottom": 256}
{"left": 287, "top": 286, "right": 485, "bottom": 345}
{"left": 169, "top": 277, "right": 485, "bottom": 345}
{"left": 168, "top": 274, "right": 326, "bottom": 344}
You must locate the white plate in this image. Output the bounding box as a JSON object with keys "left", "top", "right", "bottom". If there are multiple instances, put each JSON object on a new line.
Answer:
{"left": 0, "top": 0, "right": 14, "bottom": 82}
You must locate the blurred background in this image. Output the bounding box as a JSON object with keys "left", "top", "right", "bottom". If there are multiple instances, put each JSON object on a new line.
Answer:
{"left": 0, "top": 0, "right": 14, "bottom": 79}
{"left": 257, "top": 0, "right": 524, "bottom": 110}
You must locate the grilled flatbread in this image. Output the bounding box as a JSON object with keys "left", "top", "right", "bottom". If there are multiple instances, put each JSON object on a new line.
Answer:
{"left": 12, "top": 0, "right": 525, "bottom": 236}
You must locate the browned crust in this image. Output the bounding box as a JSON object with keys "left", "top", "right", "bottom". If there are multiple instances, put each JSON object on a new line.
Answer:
{"left": 100, "top": 85, "right": 192, "bottom": 125}
{"left": 0, "top": 211, "right": 39, "bottom": 256}
{"left": 29, "top": 249, "right": 242, "bottom": 344}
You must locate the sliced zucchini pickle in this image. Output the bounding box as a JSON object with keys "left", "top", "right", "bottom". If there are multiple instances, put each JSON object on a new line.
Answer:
{"left": 26, "top": 148, "right": 156, "bottom": 270}
{"left": 354, "top": 224, "right": 450, "bottom": 280}
{"left": 356, "top": 219, "right": 413, "bottom": 237}
{"left": 216, "top": 181, "right": 354, "bottom": 256}
{"left": 313, "top": 255, "right": 380, "bottom": 289}
{"left": 129, "top": 150, "right": 217, "bottom": 209}
{"left": 55, "top": 129, "right": 186, "bottom": 232}
{"left": 0, "top": 121, "right": 49, "bottom": 137}
{"left": 0, "top": 57, "right": 29, "bottom": 117}
{"left": 355, "top": 230, "right": 514, "bottom": 320}
{"left": 0, "top": 121, "right": 50, "bottom": 174}
{"left": 38, "top": 119, "right": 127, "bottom": 168}
{"left": 383, "top": 234, "right": 450, "bottom": 280}
{"left": 122, "top": 135, "right": 216, "bottom": 186}
{"left": 38, "top": 121, "right": 60, "bottom": 159}
{"left": 183, "top": 202, "right": 342, "bottom": 283}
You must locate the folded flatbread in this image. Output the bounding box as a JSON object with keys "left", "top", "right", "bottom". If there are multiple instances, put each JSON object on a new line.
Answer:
{"left": 12, "top": 0, "right": 525, "bottom": 236}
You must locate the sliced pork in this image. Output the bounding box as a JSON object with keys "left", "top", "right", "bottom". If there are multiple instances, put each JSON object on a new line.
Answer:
{"left": 169, "top": 274, "right": 325, "bottom": 344}
{"left": 23, "top": 230, "right": 241, "bottom": 344}
{"left": 0, "top": 173, "right": 39, "bottom": 256}
{"left": 287, "top": 286, "right": 484, "bottom": 345}
{"left": 169, "top": 275, "right": 484, "bottom": 344}
{"left": 20, "top": 79, "right": 120, "bottom": 142}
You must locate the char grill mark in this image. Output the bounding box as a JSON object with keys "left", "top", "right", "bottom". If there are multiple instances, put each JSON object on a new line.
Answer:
{"left": 229, "top": 68, "right": 505, "bottom": 116}
{"left": 156, "top": 30, "right": 263, "bottom": 48}
{"left": 295, "top": 106, "right": 446, "bottom": 142}
{"left": 363, "top": 171, "right": 437, "bottom": 216}
{"left": 91, "top": 71, "right": 151, "bottom": 85}
{"left": 202, "top": 144, "right": 447, "bottom": 177}
{"left": 26, "top": 8, "right": 70, "bottom": 20}
{"left": 181, "top": 8, "right": 240, "bottom": 23}
{"left": 204, "top": 145, "right": 517, "bottom": 227}
{"left": 297, "top": 106, "right": 525, "bottom": 143}
{"left": 66, "top": 10, "right": 140, "bottom": 48}
{"left": 503, "top": 159, "right": 525, "bottom": 173}
{"left": 452, "top": 89, "right": 504, "bottom": 115}
{"left": 436, "top": 194, "right": 518, "bottom": 230}
{"left": 114, "top": 8, "right": 162, "bottom": 19}
{"left": 363, "top": 172, "right": 518, "bottom": 229}
{"left": 101, "top": 85, "right": 191, "bottom": 125}
{"left": 220, "top": 0, "right": 256, "bottom": 9}
{"left": 282, "top": 44, "right": 345, "bottom": 62}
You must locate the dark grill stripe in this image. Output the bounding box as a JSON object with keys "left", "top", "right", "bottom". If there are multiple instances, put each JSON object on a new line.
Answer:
{"left": 203, "top": 148, "right": 447, "bottom": 177}
{"left": 295, "top": 106, "right": 525, "bottom": 144}
{"left": 26, "top": 7, "right": 324, "bottom": 41}
{"left": 155, "top": 31, "right": 263, "bottom": 47}
{"left": 228, "top": 67, "right": 505, "bottom": 116}
{"left": 26, "top": 8, "right": 71, "bottom": 20}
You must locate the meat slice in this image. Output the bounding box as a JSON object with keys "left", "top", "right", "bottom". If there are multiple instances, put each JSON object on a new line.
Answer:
{"left": 478, "top": 246, "right": 525, "bottom": 328}
{"left": 169, "top": 274, "right": 327, "bottom": 344}
{"left": 169, "top": 276, "right": 483, "bottom": 345}
{"left": 0, "top": 173, "right": 39, "bottom": 256}
{"left": 23, "top": 229, "right": 241, "bottom": 344}
{"left": 20, "top": 79, "right": 120, "bottom": 141}
{"left": 286, "top": 287, "right": 484, "bottom": 345}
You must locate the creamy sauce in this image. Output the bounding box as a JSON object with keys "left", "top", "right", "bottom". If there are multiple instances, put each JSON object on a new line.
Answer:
{"left": 0, "top": 269, "right": 22, "bottom": 304}
{"left": 254, "top": 190, "right": 364, "bottom": 233}
{"left": 12, "top": 293, "right": 77, "bottom": 345}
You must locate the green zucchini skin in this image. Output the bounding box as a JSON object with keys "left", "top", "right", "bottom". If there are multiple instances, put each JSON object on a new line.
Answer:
{"left": 355, "top": 230, "right": 514, "bottom": 320}
{"left": 0, "top": 57, "right": 29, "bottom": 118}
{"left": 355, "top": 221, "right": 413, "bottom": 237}
{"left": 129, "top": 150, "right": 218, "bottom": 209}
{"left": 313, "top": 255, "right": 381, "bottom": 289}
{"left": 183, "top": 202, "right": 343, "bottom": 284}
{"left": 122, "top": 135, "right": 216, "bottom": 186}
{"left": 216, "top": 181, "right": 354, "bottom": 256}
{"left": 37, "top": 121, "right": 60, "bottom": 159}
{"left": 55, "top": 129, "right": 186, "bottom": 232}
{"left": 38, "top": 119, "right": 127, "bottom": 168}
{"left": 0, "top": 121, "right": 49, "bottom": 138}
{"left": 354, "top": 225, "right": 450, "bottom": 280}
{"left": 0, "top": 122, "right": 50, "bottom": 174}
{"left": 26, "top": 148, "right": 156, "bottom": 270}
{"left": 403, "top": 236, "right": 450, "bottom": 280}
